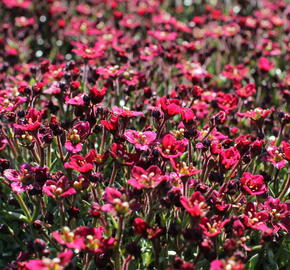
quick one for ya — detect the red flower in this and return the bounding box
[235,82,256,98]
[180,191,207,217]
[282,142,290,160]
[128,165,163,189]
[133,218,163,239]
[200,216,230,237]
[237,107,274,121]
[158,134,187,159]
[110,143,139,166]
[89,87,107,104]
[217,93,238,112]
[170,159,201,178]
[220,147,240,170]
[64,152,94,173]
[240,172,267,196]
[159,96,181,117]
[263,197,289,232]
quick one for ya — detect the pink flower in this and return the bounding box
[128,165,163,189]
[124,130,156,151]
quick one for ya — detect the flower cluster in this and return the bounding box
[0,0,289,269]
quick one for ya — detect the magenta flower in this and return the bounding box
[124,129,156,151]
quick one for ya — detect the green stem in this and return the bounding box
[15,193,32,224]
[114,216,124,270]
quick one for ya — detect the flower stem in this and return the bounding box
[114,216,124,270]
[15,193,32,224]
[278,169,290,200]
[109,162,118,186]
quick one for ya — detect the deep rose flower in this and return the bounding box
[3,164,48,193]
[282,142,290,160]
[243,203,271,232]
[180,191,207,217]
[124,129,156,151]
[89,87,107,104]
[110,143,139,166]
[200,216,230,237]
[170,159,201,178]
[263,197,289,232]
[65,121,90,154]
[217,93,238,112]
[237,107,274,121]
[258,57,274,72]
[64,152,94,173]
[53,226,115,253]
[158,134,187,159]
[102,187,129,215]
[240,172,267,195]
[23,250,73,270]
[210,258,244,270]
[222,64,248,81]
[43,176,76,199]
[112,106,144,118]
[235,82,256,98]
[72,42,104,59]
[128,165,163,189]
[220,147,240,170]
[133,218,163,239]
[14,108,42,132]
